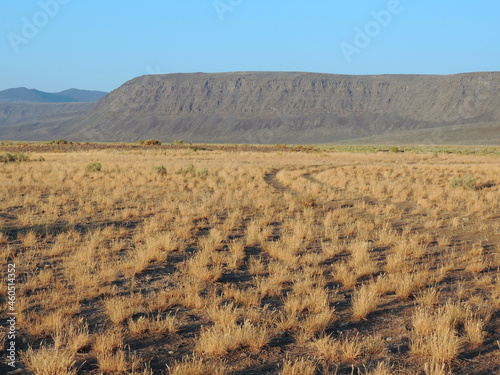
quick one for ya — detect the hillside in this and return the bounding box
[67,72,500,143]
[340,122,500,146]
[57,89,108,103]
[1,72,500,143]
[0,88,107,103]
[0,103,93,127]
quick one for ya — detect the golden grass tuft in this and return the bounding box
[196,320,270,356]
[96,349,142,374]
[279,357,316,375]
[128,314,178,336]
[104,296,140,325]
[352,283,380,321]
[22,344,77,375]
[93,329,124,355]
[166,356,228,375]
[309,333,366,364]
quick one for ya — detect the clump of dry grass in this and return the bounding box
[416,286,441,308]
[411,329,463,364]
[177,277,207,309]
[223,285,261,307]
[128,313,178,336]
[279,357,316,375]
[308,335,342,362]
[309,333,373,364]
[196,320,270,356]
[273,310,299,332]
[96,348,142,374]
[352,282,380,321]
[62,322,91,354]
[332,261,358,288]
[185,251,224,282]
[22,344,77,375]
[410,303,469,363]
[93,329,124,356]
[167,356,228,375]
[284,287,330,315]
[293,309,335,344]
[423,361,452,375]
[104,295,141,325]
[464,315,486,347]
[207,302,240,327]
[366,362,393,375]
[349,240,378,276]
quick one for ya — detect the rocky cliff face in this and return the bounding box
[32,72,500,143]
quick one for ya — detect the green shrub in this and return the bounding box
[50,139,72,145]
[190,146,199,152]
[176,164,195,175]
[196,168,209,179]
[151,165,167,176]
[16,153,29,162]
[37,156,45,162]
[137,139,145,145]
[450,173,476,190]
[0,153,15,163]
[173,140,184,145]
[0,152,30,163]
[85,162,102,173]
[389,146,400,153]
[176,164,208,178]
[144,139,161,146]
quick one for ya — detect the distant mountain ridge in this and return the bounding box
[0,103,93,127]
[56,89,108,103]
[0,87,107,103]
[1,72,499,144]
[66,71,500,143]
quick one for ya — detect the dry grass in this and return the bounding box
[96,348,142,374]
[22,344,77,375]
[366,362,393,375]
[104,296,141,325]
[279,357,316,375]
[196,320,270,356]
[93,329,124,355]
[0,145,498,374]
[423,361,452,375]
[166,356,228,375]
[352,282,380,321]
[128,313,178,336]
[309,332,383,365]
[410,303,472,363]
[464,315,486,347]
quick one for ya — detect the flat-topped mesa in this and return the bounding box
[37,72,500,143]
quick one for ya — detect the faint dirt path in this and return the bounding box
[263,168,289,193]
[264,166,372,210]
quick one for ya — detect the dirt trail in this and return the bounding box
[263,168,289,194]
[264,166,377,211]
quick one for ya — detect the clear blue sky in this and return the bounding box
[1,0,499,92]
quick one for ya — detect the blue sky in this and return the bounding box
[1,0,499,92]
